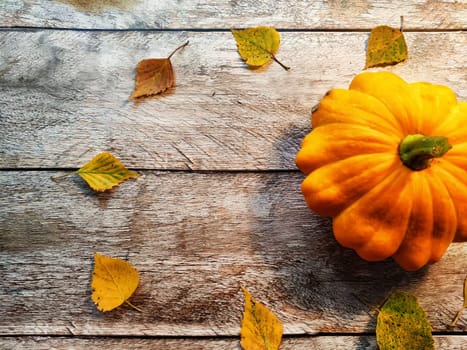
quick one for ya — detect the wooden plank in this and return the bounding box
[1,0,466,30]
[1,171,466,336]
[1,31,466,170]
[0,335,466,350]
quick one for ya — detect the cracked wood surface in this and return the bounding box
[1,335,467,349]
[1,0,466,348]
[1,0,466,30]
[1,31,465,170]
[1,171,466,337]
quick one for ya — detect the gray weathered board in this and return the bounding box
[1,0,466,349]
[1,31,465,170]
[1,0,466,30]
[0,335,466,350]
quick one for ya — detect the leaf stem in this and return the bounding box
[50,172,74,181]
[125,300,143,312]
[271,53,290,71]
[448,308,464,328]
[168,40,190,60]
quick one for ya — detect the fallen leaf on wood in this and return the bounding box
[365,25,408,69]
[240,286,283,350]
[130,41,189,99]
[91,252,141,312]
[376,290,434,350]
[76,151,139,192]
[449,276,467,327]
[232,26,289,70]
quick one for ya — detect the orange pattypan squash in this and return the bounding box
[296,71,467,271]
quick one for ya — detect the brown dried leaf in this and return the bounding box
[130,41,188,99]
[130,58,174,99]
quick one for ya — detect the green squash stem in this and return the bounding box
[399,134,452,170]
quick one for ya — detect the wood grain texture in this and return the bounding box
[2,1,467,347]
[1,0,466,30]
[1,31,466,170]
[1,171,466,336]
[0,335,466,350]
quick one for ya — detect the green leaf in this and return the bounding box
[365,25,408,69]
[232,26,289,70]
[76,152,139,192]
[377,291,434,350]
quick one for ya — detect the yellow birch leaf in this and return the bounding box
[76,151,139,192]
[376,291,434,350]
[232,26,289,70]
[365,25,408,69]
[130,41,189,99]
[449,276,467,327]
[240,287,283,350]
[91,252,141,312]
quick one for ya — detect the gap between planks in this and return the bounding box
[0,27,466,33]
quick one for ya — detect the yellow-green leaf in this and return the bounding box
[449,276,467,327]
[377,291,434,350]
[76,152,139,192]
[365,25,408,69]
[91,252,141,312]
[240,287,283,350]
[232,26,289,70]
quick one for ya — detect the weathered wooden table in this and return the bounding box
[1,1,466,349]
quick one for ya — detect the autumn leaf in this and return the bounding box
[449,276,467,327]
[376,291,434,350]
[91,252,141,312]
[232,26,289,70]
[365,25,408,69]
[240,286,283,350]
[76,151,139,192]
[130,41,189,99]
